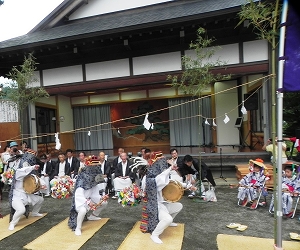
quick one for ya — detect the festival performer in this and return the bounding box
[140,152,182,244]
[68,156,109,236]
[8,149,46,231]
[237,158,269,209]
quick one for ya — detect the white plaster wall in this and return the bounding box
[57,95,73,132]
[214,80,239,152]
[90,93,120,103]
[243,40,268,63]
[36,96,56,106]
[133,52,181,75]
[121,90,147,100]
[248,74,264,87]
[71,96,89,105]
[43,65,83,86]
[149,88,176,98]
[185,43,240,65]
[86,59,130,81]
[69,0,173,20]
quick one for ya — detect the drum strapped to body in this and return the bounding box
[162,180,184,202]
[23,174,41,194]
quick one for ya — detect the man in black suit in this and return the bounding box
[98,151,112,194]
[46,153,56,176]
[39,154,53,197]
[111,148,125,193]
[66,149,80,178]
[52,153,71,178]
[112,152,134,199]
[178,154,216,198]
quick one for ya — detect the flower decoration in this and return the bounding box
[118,183,144,207]
[1,169,15,185]
[50,175,74,199]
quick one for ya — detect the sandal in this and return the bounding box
[236,225,248,231]
[290,233,300,241]
[226,223,241,229]
[249,201,257,210]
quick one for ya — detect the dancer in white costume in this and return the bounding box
[68,156,109,236]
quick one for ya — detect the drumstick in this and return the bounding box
[90,194,109,210]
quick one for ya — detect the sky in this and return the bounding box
[0,0,64,83]
[0,0,64,42]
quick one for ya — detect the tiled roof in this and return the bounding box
[0,0,253,50]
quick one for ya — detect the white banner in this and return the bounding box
[0,101,18,122]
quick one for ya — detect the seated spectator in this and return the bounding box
[238,159,268,209]
[77,152,86,174]
[179,154,216,198]
[52,153,71,179]
[98,151,111,194]
[269,164,297,217]
[167,148,184,183]
[111,148,125,193]
[39,154,53,197]
[112,152,134,199]
[66,149,80,178]
[262,137,287,164]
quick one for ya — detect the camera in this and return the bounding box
[269,138,272,142]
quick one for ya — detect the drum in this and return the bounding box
[162,180,184,202]
[23,174,41,194]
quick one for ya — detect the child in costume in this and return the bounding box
[237,158,269,209]
[269,164,298,217]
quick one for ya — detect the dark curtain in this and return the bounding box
[73,105,113,150]
[168,97,212,146]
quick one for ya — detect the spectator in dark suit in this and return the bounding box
[112,152,134,199]
[39,154,53,197]
[111,148,125,192]
[46,153,56,178]
[98,151,112,194]
[52,153,71,178]
[178,154,216,198]
[66,149,80,178]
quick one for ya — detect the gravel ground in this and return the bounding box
[0,185,300,250]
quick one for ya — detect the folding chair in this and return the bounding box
[269,193,299,218]
[238,179,268,209]
[290,195,299,218]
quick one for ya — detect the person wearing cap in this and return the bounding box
[140,152,182,244]
[68,155,109,236]
[112,152,135,199]
[237,158,269,209]
[8,150,46,231]
[6,141,23,175]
